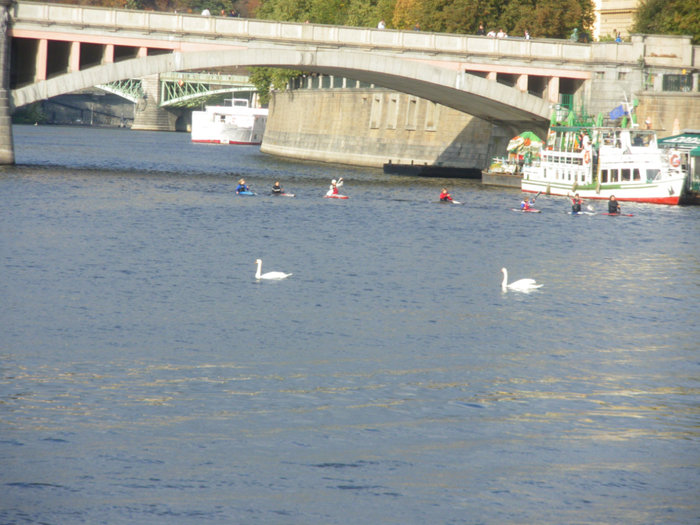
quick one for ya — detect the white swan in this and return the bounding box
[255,259,292,280]
[501,267,543,292]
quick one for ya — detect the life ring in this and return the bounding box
[669,152,681,168]
[583,150,591,165]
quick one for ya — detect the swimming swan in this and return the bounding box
[255,259,292,280]
[501,267,542,292]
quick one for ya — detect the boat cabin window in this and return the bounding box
[633,169,641,181]
[601,169,608,183]
[630,132,652,147]
[610,169,619,182]
[646,169,660,181]
[621,169,631,181]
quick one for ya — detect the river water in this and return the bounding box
[1,125,699,524]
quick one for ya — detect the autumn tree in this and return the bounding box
[633,0,700,45]
[392,0,420,30]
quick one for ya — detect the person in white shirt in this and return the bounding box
[327,178,343,196]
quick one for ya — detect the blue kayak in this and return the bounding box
[237,191,256,196]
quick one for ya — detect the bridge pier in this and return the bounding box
[0,0,15,165]
[131,74,178,132]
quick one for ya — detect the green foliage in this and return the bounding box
[256,0,311,22]
[12,103,47,125]
[255,0,391,26]
[633,0,700,45]
[347,0,383,27]
[248,67,301,105]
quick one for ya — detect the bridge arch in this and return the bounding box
[12,47,551,127]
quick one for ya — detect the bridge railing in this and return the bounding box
[12,1,613,66]
[14,2,697,69]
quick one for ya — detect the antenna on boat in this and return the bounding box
[622,92,638,128]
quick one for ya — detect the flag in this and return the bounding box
[609,105,626,120]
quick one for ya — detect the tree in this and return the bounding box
[530,0,592,39]
[633,0,700,45]
[248,67,301,105]
[255,0,312,22]
[392,0,593,38]
[392,0,419,30]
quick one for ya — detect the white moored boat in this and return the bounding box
[521,124,687,205]
[191,98,268,145]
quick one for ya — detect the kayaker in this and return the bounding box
[272,181,284,194]
[608,195,621,214]
[439,187,453,202]
[327,177,343,196]
[520,197,533,210]
[570,193,583,213]
[236,178,250,194]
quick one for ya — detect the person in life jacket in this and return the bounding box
[439,188,453,202]
[326,178,343,196]
[570,193,583,213]
[520,196,533,210]
[608,195,621,214]
[235,178,250,194]
[272,181,284,194]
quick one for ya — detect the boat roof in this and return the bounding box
[658,132,700,154]
[550,125,653,133]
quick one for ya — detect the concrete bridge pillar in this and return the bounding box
[547,76,560,104]
[131,74,178,132]
[0,0,14,165]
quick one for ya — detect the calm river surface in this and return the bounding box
[1,125,699,524]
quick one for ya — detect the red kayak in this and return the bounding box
[324,194,349,199]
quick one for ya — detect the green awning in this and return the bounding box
[658,133,700,151]
[691,146,700,157]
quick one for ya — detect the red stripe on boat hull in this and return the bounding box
[521,190,681,205]
[192,139,261,145]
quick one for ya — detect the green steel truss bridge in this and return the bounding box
[97,72,257,108]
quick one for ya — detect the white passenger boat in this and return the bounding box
[191,99,268,145]
[521,124,687,205]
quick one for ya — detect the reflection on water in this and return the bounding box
[1,125,699,524]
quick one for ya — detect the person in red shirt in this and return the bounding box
[439,187,453,202]
[570,193,583,213]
